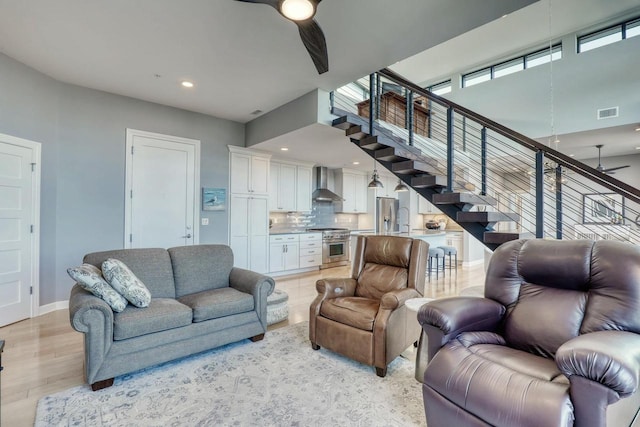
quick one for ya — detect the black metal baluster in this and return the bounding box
[446,107,454,193]
[555,165,563,239]
[535,150,544,238]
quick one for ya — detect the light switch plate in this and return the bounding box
[201,218,209,226]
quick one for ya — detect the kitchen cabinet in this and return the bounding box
[270,162,297,211]
[269,161,314,212]
[229,146,270,196]
[377,175,399,199]
[229,195,269,273]
[269,234,300,272]
[296,165,313,212]
[298,232,322,268]
[335,169,368,213]
[445,232,463,264]
[418,193,439,214]
[228,146,271,273]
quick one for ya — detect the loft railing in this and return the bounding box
[331,69,640,244]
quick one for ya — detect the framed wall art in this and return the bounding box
[582,193,624,224]
[202,188,226,211]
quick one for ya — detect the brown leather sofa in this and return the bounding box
[309,235,428,377]
[418,239,640,427]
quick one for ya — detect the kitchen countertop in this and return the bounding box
[352,230,446,237]
[268,230,321,235]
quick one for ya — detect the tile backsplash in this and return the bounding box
[269,201,359,232]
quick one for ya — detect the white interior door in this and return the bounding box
[125,129,200,249]
[0,134,40,327]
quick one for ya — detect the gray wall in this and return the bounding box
[0,53,244,305]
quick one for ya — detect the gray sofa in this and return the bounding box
[69,245,275,391]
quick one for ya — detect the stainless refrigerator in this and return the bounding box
[376,197,399,233]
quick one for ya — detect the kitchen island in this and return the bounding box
[351,229,446,249]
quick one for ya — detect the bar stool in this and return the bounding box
[428,247,445,279]
[438,246,458,272]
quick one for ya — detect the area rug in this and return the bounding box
[36,322,426,426]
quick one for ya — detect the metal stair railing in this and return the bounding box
[331,69,640,245]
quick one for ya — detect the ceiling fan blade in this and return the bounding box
[603,165,630,173]
[234,0,278,6]
[296,19,329,74]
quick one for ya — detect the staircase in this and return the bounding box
[330,69,640,251]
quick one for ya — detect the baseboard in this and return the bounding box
[38,300,69,316]
[268,266,320,278]
[462,259,484,268]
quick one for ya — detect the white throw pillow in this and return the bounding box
[67,264,128,312]
[101,258,151,308]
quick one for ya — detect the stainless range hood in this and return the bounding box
[312,167,344,202]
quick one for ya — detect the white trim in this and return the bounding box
[124,129,201,248]
[0,133,41,320]
[227,144,273,158]
[38,300,69,316]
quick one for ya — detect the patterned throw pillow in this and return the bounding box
[101,258,152,308]
[67,264,128,312]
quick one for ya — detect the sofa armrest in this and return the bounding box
[69,284,114,334]
[380,288,421,311]
[69,284,116,384]
[417,296,505,363]
[557,331,640,397]
[229,267,275,297]
[229,267,275,330]
[315,277,357,299]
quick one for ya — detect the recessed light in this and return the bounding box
[352,161,360,165]
[569,154,575,157]
[636,147,640,150]
[181,81,194,88]
[280,147,289,151]
[251,110,263,115]
[635,126,640,132]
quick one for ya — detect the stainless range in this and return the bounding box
[306,228,350,269]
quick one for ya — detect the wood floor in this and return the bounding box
[0,263,485,426]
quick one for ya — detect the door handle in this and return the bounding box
[181,233,192,239]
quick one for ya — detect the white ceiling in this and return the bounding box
[1,0,638,171]
[0,0,534,123]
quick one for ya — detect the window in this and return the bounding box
[494,58,524,78]
[578,16,640,53]
[525,45,562,68]
[461,44,561,88]
[626,18,640,38]
[462,68,491,88]
[427,80,452,95]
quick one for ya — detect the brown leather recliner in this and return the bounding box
[309,235,429,377]
[419,239,640,427]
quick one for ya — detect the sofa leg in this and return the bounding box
[250,333,265,342]
[91,378,114,391]
[311,342,320,350]
[376,367,387,377]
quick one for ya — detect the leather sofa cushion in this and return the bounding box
[356,263,408,300]
[425,332,574,426]
[84,248,176,298]
[363,235,412,268]
[320,297,380,331]
[113,298,192,340]
[505,283,586,358]
[178,287,254,322]
[169,245,234,298]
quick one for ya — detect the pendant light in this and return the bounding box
[368,160,384,188]
[394,179,409,192]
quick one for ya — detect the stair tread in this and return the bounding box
[433,193,497,206]
[392,160,442,175]
[456,211,520,222]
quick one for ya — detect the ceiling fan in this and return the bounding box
[595,144,630,174]
[235,0,329,74]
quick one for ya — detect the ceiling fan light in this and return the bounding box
[280,0,315,21]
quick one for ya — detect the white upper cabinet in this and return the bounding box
[376,174,399,199]
[417,192,440,214]
[229,146,270,196]
[335,169,368,213]
[269,160,314,212]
